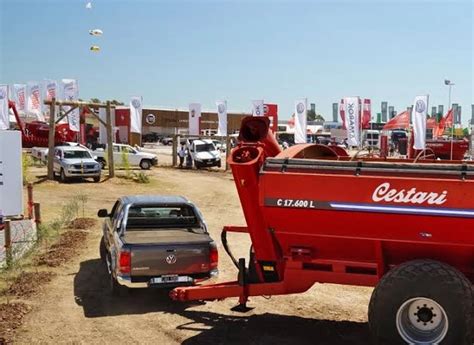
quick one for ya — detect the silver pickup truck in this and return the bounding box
[98,195,218,296]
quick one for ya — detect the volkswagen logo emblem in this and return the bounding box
[132,99,141,109]
[165,254,177,264]
[296,102,305,114]
[415,100,426,113]
[190,109,196,118]
[217,103,226,114]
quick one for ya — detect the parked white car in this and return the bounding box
[188,139,221,169]
[93,143,158,170]
[53,146,101,183]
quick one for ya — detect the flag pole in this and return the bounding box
[445,80,455,160]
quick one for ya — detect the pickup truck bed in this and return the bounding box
[123,230,212,245]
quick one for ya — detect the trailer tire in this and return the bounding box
[368,259,473,345]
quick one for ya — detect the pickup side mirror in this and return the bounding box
[97,209,109,218]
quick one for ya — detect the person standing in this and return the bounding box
[177,144,186,168]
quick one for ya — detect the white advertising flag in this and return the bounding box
[252,100,264,117]
[130,96,143,134]
[294,98,308,144]
[27,82,44,121]
[60,79,80,131]
[98,107,116,144]
[343,96,360,146]
[12,84,26,114]
[44,80,57,102]
[189,103,201,135]
[0,85,9,130]
[216,100,227,136]
[99,107,107,144]
[412,95,428,150]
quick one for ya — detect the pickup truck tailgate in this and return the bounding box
[123,230,213,276]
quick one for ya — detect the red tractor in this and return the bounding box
[171,116,473,344]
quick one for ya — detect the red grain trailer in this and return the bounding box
[171,116,473,344]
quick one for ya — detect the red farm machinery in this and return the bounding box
[171,116,474,344]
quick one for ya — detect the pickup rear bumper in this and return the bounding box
[117,269,218,289]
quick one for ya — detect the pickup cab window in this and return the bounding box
[126,205,203,232]
[195,143,215,152]
[63,150,92,159]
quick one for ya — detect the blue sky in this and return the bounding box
[1,0,472,122]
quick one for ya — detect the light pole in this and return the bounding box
[444,79,455,160]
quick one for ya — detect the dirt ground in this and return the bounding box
[8,166,373,344]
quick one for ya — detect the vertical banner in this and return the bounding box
[44,80,57,102]
[344,97,360,146]
[294,98,307,144]
[60,79,80,131]
[216,100,227,136]
[388,106,395,119]
[12,84,26,115]
[412,95,429,150]
[98,107,116,144]
[43,80,57,118]
[130,96,143,134]
[27,82,43,121]
[339,99,346,128]
[362,99,371,129]
[471,104,474,125]
[332,103,338,122]
[452,103,459,125]
[252,100,264,116]
[188,103,201,135]
[381,101,388,122]
[99,107,107,144]
[0,85,8,130]
[438,105,444,118]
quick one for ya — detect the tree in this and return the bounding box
[110,99,124,106]
[307,109,325,122]
[90,98,101,104]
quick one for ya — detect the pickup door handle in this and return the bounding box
[166,249,176,252]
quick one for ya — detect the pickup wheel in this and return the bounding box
[368,259,473,345]
[59,168,68,183]
[99,236,107,262]
[139,159,152,170]
[93,175,101,183]
[105,254,129,297]
[97,158,106,170]
[110,275,129,297]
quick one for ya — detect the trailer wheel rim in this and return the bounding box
[396,297,448,344]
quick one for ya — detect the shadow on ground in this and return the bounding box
[74,259,370,344]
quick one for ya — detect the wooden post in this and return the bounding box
[47,98,56,180]
[27,183,34,219]
[33,203,41,225]
[4,220,12,266]
[172,134,178,167]
[106,101,115,178]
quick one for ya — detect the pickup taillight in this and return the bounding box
[119,250,131,274]
[209,243,218,270]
